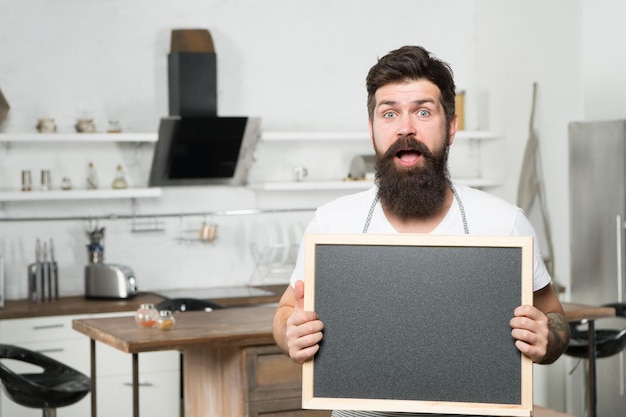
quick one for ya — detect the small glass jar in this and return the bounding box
[135,303,159,328]
[156,310,176,330]
[107,120,122,133]
[61,177,72,190]
[111,164,128,189]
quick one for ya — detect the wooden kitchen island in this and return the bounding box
[72,305,329,417]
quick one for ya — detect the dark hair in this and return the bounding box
[366,45,456,125]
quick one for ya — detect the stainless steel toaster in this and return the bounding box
[85,263,137,299]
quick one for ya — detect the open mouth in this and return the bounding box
[396,149,422,165]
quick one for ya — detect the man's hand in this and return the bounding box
[277,280,324,364]
[514,284,571,364]
[510,304,550,363]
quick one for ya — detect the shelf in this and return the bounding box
[1,130,497,143]
[456,130,500,140]
[261,132,369,141]
[250,181,375,191]
[0,187,162,202]
[260,130,499,142]
[250,178,502,192]
[0,132,157,143]
[452,177,502,188]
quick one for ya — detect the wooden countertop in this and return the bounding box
[0,285,286,320]
[6,287,611,327]
[0,293,166,320]
[561,302,616,322]
[72,305,276,353]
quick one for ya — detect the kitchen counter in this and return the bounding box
[561,301,616,322]
[0,284,286,320]
[72,306,319,417]
[73,306,277,354]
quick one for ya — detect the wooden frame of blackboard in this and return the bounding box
[302,234,534,416]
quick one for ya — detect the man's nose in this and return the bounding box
[396,115,416,136]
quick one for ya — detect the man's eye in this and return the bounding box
[383,111,395,119]
[418,109,430,117]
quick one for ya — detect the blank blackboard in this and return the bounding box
[302,234,533,416]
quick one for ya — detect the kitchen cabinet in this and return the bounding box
[245,344,330,417]
[0,312,179,417]
[250,130,502,192]
[0,132,161,203]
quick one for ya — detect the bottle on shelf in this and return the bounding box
[86,162,99,190]
[111,164,128,189]
[21,170,32,192]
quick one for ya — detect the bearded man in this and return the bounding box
[272,45,569,417]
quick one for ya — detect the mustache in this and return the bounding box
[380,135,434,161]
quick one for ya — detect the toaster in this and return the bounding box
[85,263,138,299]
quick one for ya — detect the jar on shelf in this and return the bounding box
[36,117,56,133]
[156,310,176,330]
[135,303,159,328]
[107,120,122,133]
[75,118,95,133]
[111,164,128,189]
[61,177,72,190]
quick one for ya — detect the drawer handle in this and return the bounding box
[123,382,155,387]
[32,323,64,330]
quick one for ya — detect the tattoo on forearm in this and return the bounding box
[540,312,571,364]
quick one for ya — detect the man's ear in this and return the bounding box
[368,118,375,149]
[448,114,459,146]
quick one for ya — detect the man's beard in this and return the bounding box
[374,134,451,219]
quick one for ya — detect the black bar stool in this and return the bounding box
[566,302,626,358]
[0,344,91,417]
[565,302,626,417]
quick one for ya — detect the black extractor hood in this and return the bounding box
[149,29,260,187]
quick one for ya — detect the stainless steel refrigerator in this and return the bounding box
[569,120,626,416]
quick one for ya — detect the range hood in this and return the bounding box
[149,116,260,186]
[148,29,260,187]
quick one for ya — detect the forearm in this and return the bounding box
[539,312,571,364]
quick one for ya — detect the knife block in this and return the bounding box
[27,260,58,303]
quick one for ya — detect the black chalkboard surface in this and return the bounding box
[302,234,533,416]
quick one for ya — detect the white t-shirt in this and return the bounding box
[289,183,551,417]
[290,183,550,294]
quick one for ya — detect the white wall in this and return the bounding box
[582,1,626,121]
[0,0,480,297]
[6,0,626,412]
